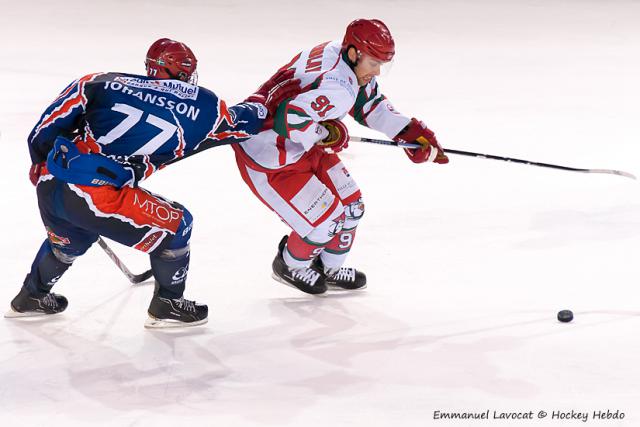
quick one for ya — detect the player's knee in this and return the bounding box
[48,237,92,264]
[51,246,78,264]
[165,207,193,251]
[156,244,190,260]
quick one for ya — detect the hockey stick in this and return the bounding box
[96,237,154,284]
[351,136,636,180]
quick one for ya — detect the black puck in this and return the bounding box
[557,310,573,322]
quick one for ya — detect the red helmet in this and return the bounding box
[342,19,395,62]
[145,38,198,82]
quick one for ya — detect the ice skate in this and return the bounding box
[5,286,68,318]
[272,236,327,295]
[312,257,367,290]
[145,294,208,329]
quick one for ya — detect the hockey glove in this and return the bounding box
[29,162,45,186]
[244,68,301,115]
[317,120,349,153]
[394,118,448,164]
[46,136,138,188]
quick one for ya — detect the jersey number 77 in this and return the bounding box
[97,103,178,155]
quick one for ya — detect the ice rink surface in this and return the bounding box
[1,0,640,425]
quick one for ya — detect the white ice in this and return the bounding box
[1,0,640,426]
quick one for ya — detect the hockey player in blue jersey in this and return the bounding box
[7,38,300,328]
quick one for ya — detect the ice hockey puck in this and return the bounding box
[557,310,573,322]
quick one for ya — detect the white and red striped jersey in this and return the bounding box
[235,40,411,171]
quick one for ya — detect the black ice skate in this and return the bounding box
[312,257,367,290]
[5,286,68,318]
[272,236,327,295]
[146,293,208,329]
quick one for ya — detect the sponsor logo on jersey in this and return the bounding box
[134,231,164,253]
[302,188,331,219]
[46,227,70,246]
[327,163,358,199]
[133,193,181,225]
[113,77,199,100]
[305,197,329,216]
[324,75,356,97]
[103,81,200,121]
[291,178,336,224]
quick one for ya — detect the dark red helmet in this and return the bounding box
[342,19,395,62]
[145,38,198,83]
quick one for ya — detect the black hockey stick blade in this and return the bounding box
[97,237,154,284]
[351,136,636,180]
[131,269,154,284]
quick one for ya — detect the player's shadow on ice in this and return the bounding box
[259,299,640,400]
[254,297,536,398]
[6,311,230,411]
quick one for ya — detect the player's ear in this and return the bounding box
[347,47,358,63]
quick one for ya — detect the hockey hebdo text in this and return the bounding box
[432,409,626,422]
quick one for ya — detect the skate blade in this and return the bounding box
[271,273,327,296]
[326,284,368,292]
[4,307,52,318]
[144,315,208,329]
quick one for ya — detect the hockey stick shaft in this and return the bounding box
[351,136,636,180]
[96,237,153,284]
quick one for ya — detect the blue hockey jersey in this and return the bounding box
[29,72,266,183]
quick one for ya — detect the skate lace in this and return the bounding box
[42,293,59,308]
[328,268,356,283]
[175,298,196,312]
[291,268,321,286]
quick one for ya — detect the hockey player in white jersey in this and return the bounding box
[233,19,449,294]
